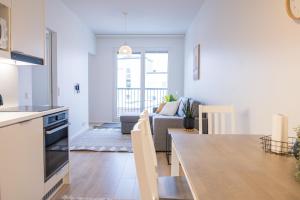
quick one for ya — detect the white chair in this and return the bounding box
[199,105,236,134]
[131,119,193,200]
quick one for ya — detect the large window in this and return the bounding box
[116,51,168,118]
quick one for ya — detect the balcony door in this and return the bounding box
[116,51,168,118]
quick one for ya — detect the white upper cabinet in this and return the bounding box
[0,0,11,58]
[11,0,45,59]
[0,0,11,7]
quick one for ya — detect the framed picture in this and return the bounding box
[193,44,200,80]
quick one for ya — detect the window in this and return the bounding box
[116,51,169,117]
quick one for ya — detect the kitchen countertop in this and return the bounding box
[0,107,68,128]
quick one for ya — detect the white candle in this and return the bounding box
[271,114,288,153]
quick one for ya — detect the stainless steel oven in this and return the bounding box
[44,111,69,182]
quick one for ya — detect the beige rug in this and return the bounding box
[70,128,132,152]
[60,196,111,200]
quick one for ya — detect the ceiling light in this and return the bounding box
[118,12,132,56]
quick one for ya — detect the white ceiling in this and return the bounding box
[61,0,204,35]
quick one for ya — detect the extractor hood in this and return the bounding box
[11,51,44,65]
[0,51,44,66]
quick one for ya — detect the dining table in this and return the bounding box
[170,133,300,200]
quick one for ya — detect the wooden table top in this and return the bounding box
[171,134,300,200]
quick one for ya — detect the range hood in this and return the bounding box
[11,51,44,65]
[0,51,44,66]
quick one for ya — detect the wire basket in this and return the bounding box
[260,135,297,156]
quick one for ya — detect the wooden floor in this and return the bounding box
[51,152,170,200]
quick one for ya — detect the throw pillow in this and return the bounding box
[177,97,188,117]
[159,101,180,116]
[156,102,166,113]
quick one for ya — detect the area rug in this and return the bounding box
[70,128,132,152]
[60,196,111,200]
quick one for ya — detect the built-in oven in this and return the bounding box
[44,111,69,182]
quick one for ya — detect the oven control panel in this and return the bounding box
[44,111,68,128]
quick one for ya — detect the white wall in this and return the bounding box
[45,0,96,137]
[89,36,185,123]
[0,64,18,107]
[184,0,300,135]
[18,67,32,106]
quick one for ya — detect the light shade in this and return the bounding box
[118,44,132,55]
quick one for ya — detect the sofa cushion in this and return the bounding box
[159,101,180,116]
[156,102,166,113]
[177,97,189,117]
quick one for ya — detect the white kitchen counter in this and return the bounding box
[0,107,68,128]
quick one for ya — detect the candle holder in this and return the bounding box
[260,135,296,156]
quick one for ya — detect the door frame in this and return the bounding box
[112,47,169,122]
[45,28,58,106]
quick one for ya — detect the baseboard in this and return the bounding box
[70,126,89,140]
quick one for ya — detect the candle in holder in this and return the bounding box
[271,114,288,153]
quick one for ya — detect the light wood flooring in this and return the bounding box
[51,152,170,200]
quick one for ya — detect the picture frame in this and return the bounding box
[193,44,200,80]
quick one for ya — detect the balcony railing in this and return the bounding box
[117,88,168,117]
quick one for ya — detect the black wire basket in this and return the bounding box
[260,135,297,156]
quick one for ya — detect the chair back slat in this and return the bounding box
[214,113,220,134]
[221,113,226,134]
[199,105,236,134]
[231,112,236,134]
[207,113,213,134]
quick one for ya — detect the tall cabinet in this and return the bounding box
[11,0,45,59]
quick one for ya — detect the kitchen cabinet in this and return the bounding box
[11,0,45,59]
[0,118,44,200]
[0,0,10,7]
[0,0,11,59]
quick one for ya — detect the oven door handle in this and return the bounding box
[46,124,69,135]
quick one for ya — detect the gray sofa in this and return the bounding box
[120,97,208,151]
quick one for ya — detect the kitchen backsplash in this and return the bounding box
[0,63,19,107]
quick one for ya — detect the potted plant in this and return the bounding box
[164,94,177,102]
[293,126,300,181]
[182,98,195,130]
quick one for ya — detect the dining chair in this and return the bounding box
[199,105,236,134]
[131,119,193,200]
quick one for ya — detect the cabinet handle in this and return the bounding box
[46,124,69,135]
